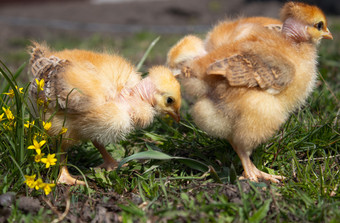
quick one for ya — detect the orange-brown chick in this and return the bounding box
[205,16,283,52]
[168,2,332,183]
[29,43,181,185]
[167,17,282,73]
[167,17,283,101]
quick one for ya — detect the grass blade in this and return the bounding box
[117,150,172,170]
[136,36,160,71]
[117,150,210,173]
[249,199,272,223]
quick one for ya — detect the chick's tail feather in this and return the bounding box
[29,42,49,71]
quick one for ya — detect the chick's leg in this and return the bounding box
[232,144,285,183]
[57,154,85,185]
[92,141,118,171]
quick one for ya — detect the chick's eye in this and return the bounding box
[166,97,174,105]
[315,21,324,31]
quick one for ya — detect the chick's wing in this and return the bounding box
[30,55,88,113]
[207,52,295,93]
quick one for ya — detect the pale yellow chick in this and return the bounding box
[29,43,181,185]
[167,2,332,183]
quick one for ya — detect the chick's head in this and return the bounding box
[148,66,181,122]
[281,2,332,43]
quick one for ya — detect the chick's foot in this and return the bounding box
[57,166,86,185]
[95,160,118,171]
[241,160,285,183]
[92,141,119,171]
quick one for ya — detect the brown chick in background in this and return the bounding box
[167,2,332,183]
[29,43,181,185]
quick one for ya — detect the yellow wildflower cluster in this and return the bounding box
[1,81,61,196]
[24,174,55,195]
[35,79,52,113]
[24,112,58,195]
[1,107,15,131]
[22,78,68,196]
[1,85,24,130]
[25,135,57,195]
[2,86,23,98]
[28,139,57,168]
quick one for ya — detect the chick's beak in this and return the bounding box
[322,28,333,40]
[168,110,180,122]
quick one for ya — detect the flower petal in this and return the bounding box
[27,145,36,150]
[35,148,41,155]
[39,140,46,147]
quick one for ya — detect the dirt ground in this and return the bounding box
[1,180,267,222]
[0,0,282,43]
[0,0,283,27]
[0,0,339,53]
[0,0,286,79]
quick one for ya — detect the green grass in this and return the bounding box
[0,27,339,222]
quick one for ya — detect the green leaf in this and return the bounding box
[249,199,272,223]
[176,158,209,172]
[180,192,190,202]
[263,166,276,175]
[117,150,172,170]
[118,201,145,217]
[117,150,210,173]
[144,132,165,144]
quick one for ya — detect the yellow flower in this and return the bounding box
[33,132,48,141]
[24,121,29,128]
[36,78,45,92]
[37,98,44,106]
[2,86,23,98]
[0,113,4,122]
[3,87,23,98]
[24,120,35,128]
[45,97,51,106]
[59,127,68,135]
[27,139,46,155]
[42,183,55,195]
[41,153,57,168]
[24,174,36,188]
[3,89,14,98]
[34,152,45,163]
[43,121,52,131]
[34,178,45,190]
[3,122,13,131]
[2,107,14,121]
[17,86,24,94]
